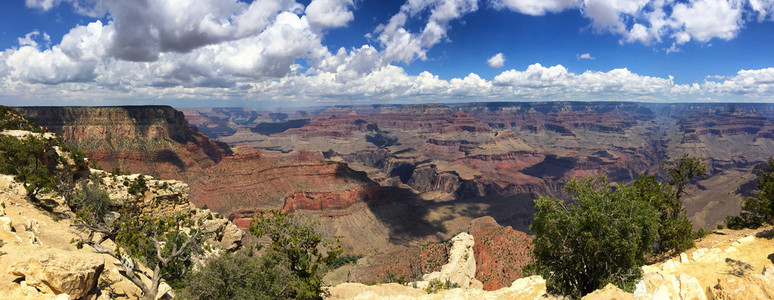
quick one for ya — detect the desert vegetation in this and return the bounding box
[181,210,341,299]
[530,155,708,298]
[0,106,342,299]
[726,158,774,229]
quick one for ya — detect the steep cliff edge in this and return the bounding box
[18,106,232,179]
[17,106,391,253]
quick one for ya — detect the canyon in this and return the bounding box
[18,102,774,289]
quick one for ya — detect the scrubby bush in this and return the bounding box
[631,154,707,255]
[181,210,341,300]
[424,279,460,294]
[72,186,203,300]
[0,135,56,200]
[128,175,148,196]
[181,249,313,300]
[727,158,774,229]
[248,210,341,300]
[328,254,363,269]
[70,181,112,223]
[531,174,659,298]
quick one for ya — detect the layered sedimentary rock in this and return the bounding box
[469,216,532,291]
[19,106,231,180]
[18,107,383,230]
[190,102,774,231]
[344,217,532,289]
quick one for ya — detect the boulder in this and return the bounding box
[636,272,706,300]
[709,267,774,300]
[219,223,245,251]
[7,250,105,299]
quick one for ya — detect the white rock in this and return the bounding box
[738,235,755,243]
[155,282,174,300]
[419,232,477,288]
[651,285,671,300]
[678,273,707,300]
[660,260,679,272]
[680,252,690,263]
[691,248,708,261]
[0,216,13,231]
[54,294,72,300]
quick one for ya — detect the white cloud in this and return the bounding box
[5,46,98,84]
[487,53,506,68]
[2,0,774,104]
[670,0,743,44]
[703,67,774,96]
[492,63,698,99]
[491,0,761,49]
[18,31,41,48]
[376,0,478,63]
[493,0,580,16]
[582,0,649,33]
[750,0,774,21]
[305,0,355,29]
[25,0,62,11]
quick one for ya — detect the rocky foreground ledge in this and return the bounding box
[0,171,244,300]
[327,226,774,299]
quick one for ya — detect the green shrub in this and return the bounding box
[128,175,148,196]
[181,249,316,300]
[328,254,362,269]
[630,154,706,255]
[727,159,774,229]
[0,135,56,199]
[424,279,459,294]
[531,174,659,298]
[248,210,341,300]
[70,181,112,222]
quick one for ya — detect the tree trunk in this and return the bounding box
[143,265,162,300]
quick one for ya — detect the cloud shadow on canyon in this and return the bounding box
[365,186,449,245]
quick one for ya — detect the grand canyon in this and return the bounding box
[11,102,774,294]
[3,0,774,298]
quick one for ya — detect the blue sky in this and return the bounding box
[0,0,773,107]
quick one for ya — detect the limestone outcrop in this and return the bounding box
[417,232,478,289]
[709,265,774,299]
[7,250,105,299]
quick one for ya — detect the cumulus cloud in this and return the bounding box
[492,63,698,99]
[2,0,334,87]
[490,0,767,49]
[703,67,774,96]
[487,53,506,68]
[5,46,98,84]
[305,0,355,29]
[670,0,743,44]
[376,0,478,63]
[2,0,774,104]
